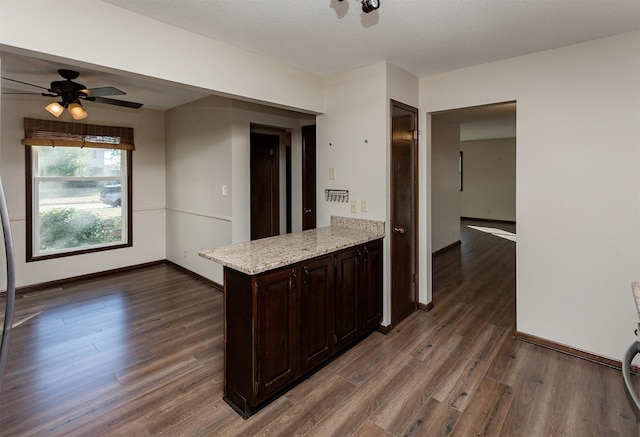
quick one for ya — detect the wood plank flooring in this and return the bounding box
[0,219,638,436]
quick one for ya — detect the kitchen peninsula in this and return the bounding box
[199,216,385,417]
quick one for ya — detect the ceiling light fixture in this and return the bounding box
[44,102,64,118]
[45,100,88,120]
[361,0,380,13]
[67,101,88,120]
[337,0,380,13]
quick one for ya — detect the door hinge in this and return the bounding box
[413,129,418,140]
[254,381,259,395]
[254,282,259,296]
[269,148,274,156]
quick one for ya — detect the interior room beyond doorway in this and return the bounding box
[429,101,516,310]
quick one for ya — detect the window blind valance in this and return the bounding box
[22,118,135,151]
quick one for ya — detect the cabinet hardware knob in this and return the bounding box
[393,227,405,234]
[303,267,310,285]
[289,270,297,290]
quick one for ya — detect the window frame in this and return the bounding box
[26,146,133,262]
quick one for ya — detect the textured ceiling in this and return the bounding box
[1,0,639,115]
[103,0,640,77]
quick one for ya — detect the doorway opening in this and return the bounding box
[429,101,516,319]
[250,124,291,240]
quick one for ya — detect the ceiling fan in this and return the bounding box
[1,69,143,120]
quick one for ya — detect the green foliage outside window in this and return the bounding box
[38,147,88,177]
[39,208,121,251]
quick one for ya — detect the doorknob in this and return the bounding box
[392,227,405,234]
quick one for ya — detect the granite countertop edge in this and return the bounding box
[199,216,385,276]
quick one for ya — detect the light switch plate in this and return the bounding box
[329,168,336,180]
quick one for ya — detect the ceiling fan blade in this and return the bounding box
[85,86,126,97]
[0,92,43,95]
[1,76,49,91]
[86,96,143,109]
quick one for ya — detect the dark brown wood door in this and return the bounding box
[255,268,299,400]
[300,255,334,371]
[251,132,279,240]
[390,100,418,326]
[362,240,383,331]
[301,125,317,231]
[334,247,361,350]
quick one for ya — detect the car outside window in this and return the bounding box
[100,185,122,207]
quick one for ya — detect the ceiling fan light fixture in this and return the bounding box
[45,102,64,117]
[361,0,379,13]
[4,69,142,114]
[68,102,88,120]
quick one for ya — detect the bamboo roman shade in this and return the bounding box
[22,118,135,151]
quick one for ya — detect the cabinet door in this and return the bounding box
[300,256,334,371]
[335,247,361,350]
[255,268,299,400]
[362,240,383,332]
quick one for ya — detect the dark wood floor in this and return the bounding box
[0,219,638,436]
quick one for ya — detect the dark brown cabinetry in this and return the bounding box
[334,247,361,350]
[300,255,334,372]
[255,268,299,399]
[223,239,383,418]
[362,242,383,332]
[335,241,383,351]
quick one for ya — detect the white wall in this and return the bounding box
[386,62,420,109]
[460,138,516,221]
[316,62,419,325]
[0,0,324,114]
[165,96,233,284]
[0,95,166,287]
[431,115,462,253]
[165,96,314,285]
[317,62,390,320]
[461,118,516,141]
[316,62,388,226]
[419,31,640,361]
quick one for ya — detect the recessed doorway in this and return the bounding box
[250,125,293,240]
[429,101,516,321]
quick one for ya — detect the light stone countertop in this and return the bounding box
[199,216,385,275]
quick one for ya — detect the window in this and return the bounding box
[23,118,134,261]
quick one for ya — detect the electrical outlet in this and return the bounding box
[184,249,188,258]
[361,200,368,212]
[329,168,336,180]
[351,200,358,213]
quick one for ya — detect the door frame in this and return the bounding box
[427,101,517,311]
[389,99,419,326]
[301,125,316,231]
[250,124,292,237]
[250,131,280,240]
